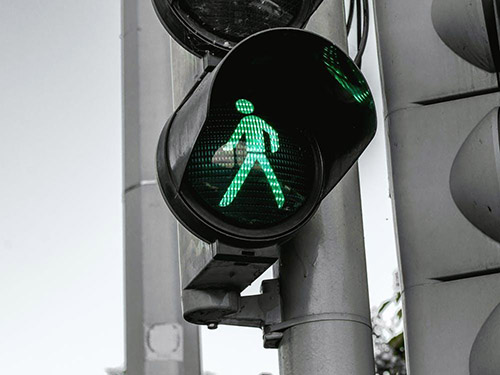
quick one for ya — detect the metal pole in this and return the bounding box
[278,1,375,374]
[122,0,201,374]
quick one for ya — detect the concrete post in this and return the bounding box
[122,0,201,373]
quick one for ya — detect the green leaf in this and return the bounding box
[388,332,404,351]
[378,300,392,314]
[396,292,402,302]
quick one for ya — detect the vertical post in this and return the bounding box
[122,1,201,374]
[278,1,375,374]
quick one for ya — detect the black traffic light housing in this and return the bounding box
[156,28,376,249]
[152,0,326,57]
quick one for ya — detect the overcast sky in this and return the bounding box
[0,1,396,375]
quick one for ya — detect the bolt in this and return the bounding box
[207,322,218,330]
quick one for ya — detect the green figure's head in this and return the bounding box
[235,99,254,114]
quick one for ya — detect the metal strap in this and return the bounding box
[266,312,372,333]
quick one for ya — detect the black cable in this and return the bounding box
[346,0,355,35]
[356,0,362,47]
[354,0,369,67]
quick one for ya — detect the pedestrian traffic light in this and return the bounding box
[156,28,376,249]
[152,0,326,57]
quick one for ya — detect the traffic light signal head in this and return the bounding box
[432,0,500,72]
[157,28,376,248]
[450,107,500,243]
[152,0,325,57]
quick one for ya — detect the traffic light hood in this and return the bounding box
[152,0,326,57]
[157,28,376,247]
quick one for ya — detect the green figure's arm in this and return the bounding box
[223,123,244,151]
[262,122,279,153]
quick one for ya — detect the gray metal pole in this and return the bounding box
[278,1,375,374]
[122,1,201,374]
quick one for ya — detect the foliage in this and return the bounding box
[373,274,406,375]
[105,368,125,375]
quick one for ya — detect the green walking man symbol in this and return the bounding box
[219,99,285,209]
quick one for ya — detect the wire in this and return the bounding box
[346,0,355,35]
[345,0,370,67]
[356,0,362,47]
[354,0,369,67]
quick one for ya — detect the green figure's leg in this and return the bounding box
[219,153,257,207]
[256,154,285,209]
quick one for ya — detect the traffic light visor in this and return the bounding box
[152,0,324,57]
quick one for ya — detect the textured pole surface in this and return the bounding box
[374,0,500,373]
[278,1,375,374]
[122,0,201,374]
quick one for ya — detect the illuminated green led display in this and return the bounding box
[183,99,316,228]
[322,45,371,104]
[219,99,284,209]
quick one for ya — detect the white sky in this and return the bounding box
[0,1,397,375]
